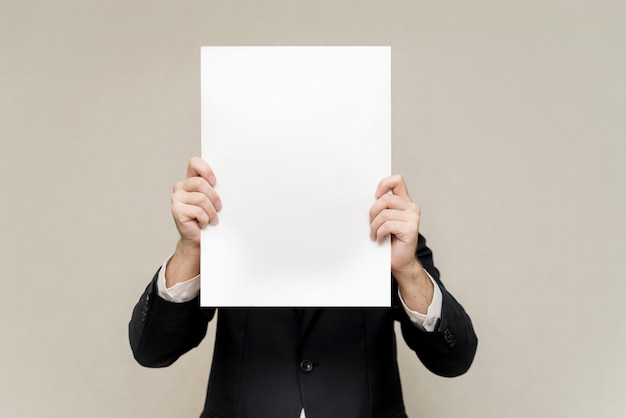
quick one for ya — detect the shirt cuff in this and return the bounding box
[398,269,443,332]
[156,256,201,303]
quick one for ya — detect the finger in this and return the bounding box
[375,175,410,200]
[174,176,222,212]
[172,200,212,229]
[173,190,220,226]
[372,219,408,243]
[369,209,416,240]
[369,193,414,222]
[373,218,420,243]
[186,156,217,187]
[180,191,220,224]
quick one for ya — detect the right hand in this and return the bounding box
[171,157,222,248]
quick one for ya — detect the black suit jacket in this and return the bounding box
[129,235,477,418]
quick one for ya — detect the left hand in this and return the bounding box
[369,175,422,277]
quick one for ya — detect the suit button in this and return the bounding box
[300,360,314,373]
[443,328,457,347]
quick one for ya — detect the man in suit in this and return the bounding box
[129,157,477,418]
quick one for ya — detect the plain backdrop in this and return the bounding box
[1,1,624,417]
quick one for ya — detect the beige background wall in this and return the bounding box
[1,1,624,417]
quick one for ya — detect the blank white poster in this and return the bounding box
[200,46,390,307]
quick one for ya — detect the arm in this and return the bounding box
[129,269,214,367]
[129,157,222,367]
[370,175,477,377]
[394,235,477,377]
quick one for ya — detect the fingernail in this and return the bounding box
[209,174,217,186]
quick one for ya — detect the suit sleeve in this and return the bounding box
[129,268,215,367]
[392,234,478,377]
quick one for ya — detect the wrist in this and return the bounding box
[392,258,422,283]
[394,260,434,315]
[177,236,200,252]
[165,240,201,287]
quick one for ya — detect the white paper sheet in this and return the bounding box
[200,46,390,307]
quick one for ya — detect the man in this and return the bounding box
[130,157,477,418]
